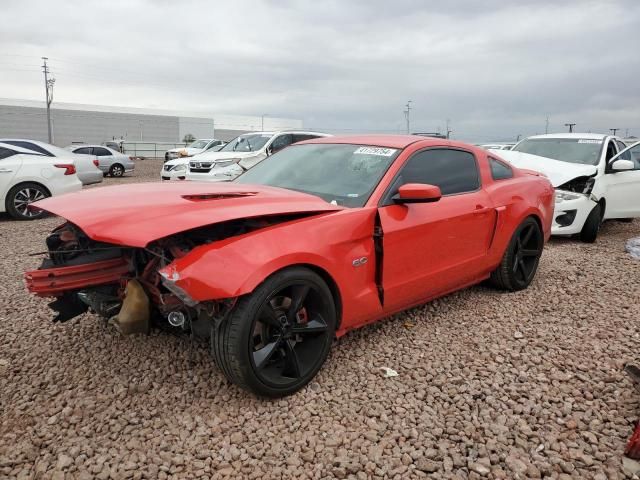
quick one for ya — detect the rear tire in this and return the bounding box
[579,203,602,243]
[5,182,49,220]
[211,267,336,397]
[109,163,124,177]
[490,217,543,291]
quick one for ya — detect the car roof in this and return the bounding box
[69,144,115,149]
[239,131,332,137]
[0,142,46,155]
[526,133,610,140]
[299,134,456,149]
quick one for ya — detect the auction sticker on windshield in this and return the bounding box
[578,139,602,144]
[354,147,397,156]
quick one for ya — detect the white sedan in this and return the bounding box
[0,142,82,220]
[495,133,640,242]
[161,157,189,181]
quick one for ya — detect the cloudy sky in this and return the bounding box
[1,0,639,141]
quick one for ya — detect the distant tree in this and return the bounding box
[183,133,196,143]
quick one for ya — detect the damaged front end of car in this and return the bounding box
[24,215,301,338]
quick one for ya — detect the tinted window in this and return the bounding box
[605,140,617,161]
[293,134,320,143]
[3,141,52,156]
[616,140,628,153]
[0,147,15,160]
[270,134,293,153]
[489,157,513,180]
[392,148,480,196]
[93,147,112,156]
[74,147,93,155]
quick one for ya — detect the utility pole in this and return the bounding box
[545,115,549,134]
[261,114,268,131]
[626,129,630,138]
[446,119,452,139]
[564,123,576,133]
[610,128,619,136]
[403,100,412,134]
[41,57,55,143]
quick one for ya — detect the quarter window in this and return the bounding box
[0,147,15,160]
[391,148,480,197]
[74,147,93,155]
[489,157,513,180]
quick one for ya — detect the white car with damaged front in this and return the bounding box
[185,131,331,182]
[494,133,640,242]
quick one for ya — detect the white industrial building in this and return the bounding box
[0,98,303,147]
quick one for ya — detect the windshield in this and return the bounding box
[236,144,400,207]
[188,140,210,149]
[512,138,603,165]
[220,133,272,153]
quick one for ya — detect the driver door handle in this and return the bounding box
[0,168,13,173]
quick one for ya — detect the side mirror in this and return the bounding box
[610,159,634,171]
[394,183,442,204]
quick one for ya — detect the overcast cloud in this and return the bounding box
[1,0,639,141]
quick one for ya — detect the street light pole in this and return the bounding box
[403,101,412,134]
[41,57,55,143]
[610,128,619,136]
[564,123,576,133]
[261,114,268,131]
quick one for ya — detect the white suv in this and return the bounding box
[185,131,331,182]
[496,133,640,242]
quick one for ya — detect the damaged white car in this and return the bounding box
[495,133,640,242]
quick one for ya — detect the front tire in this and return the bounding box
[5,183,49,220]
[490,217,543,291]
[579,203,602,243]
[212,267,336,397]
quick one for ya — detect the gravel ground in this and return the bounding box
[1,158,640,479]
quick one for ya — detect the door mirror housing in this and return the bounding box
[610,159,635,171]
[394,183,442,204]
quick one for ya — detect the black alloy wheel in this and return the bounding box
[491,217,543,291]
[212,267,336,397]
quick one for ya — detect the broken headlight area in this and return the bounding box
[25,215,305,335]
[555,190,583,203]
[556,175,596,196]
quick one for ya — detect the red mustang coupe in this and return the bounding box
[25,135,554,397]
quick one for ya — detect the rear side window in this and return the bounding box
[74,147,93,155]
[489,157,513,180]
[93,147,112,156]
[394,148,480,196]
[293,134,321,143]
[3,141,52,156]
[0,147,15,160]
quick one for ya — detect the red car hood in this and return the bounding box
[34,182,343,247]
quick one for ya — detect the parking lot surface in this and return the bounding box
[1,158,639,479]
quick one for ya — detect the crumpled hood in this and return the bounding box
[192,151,258,162]
[492,150,598,187]
[33,182,342,247]
[168,147,203,155]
